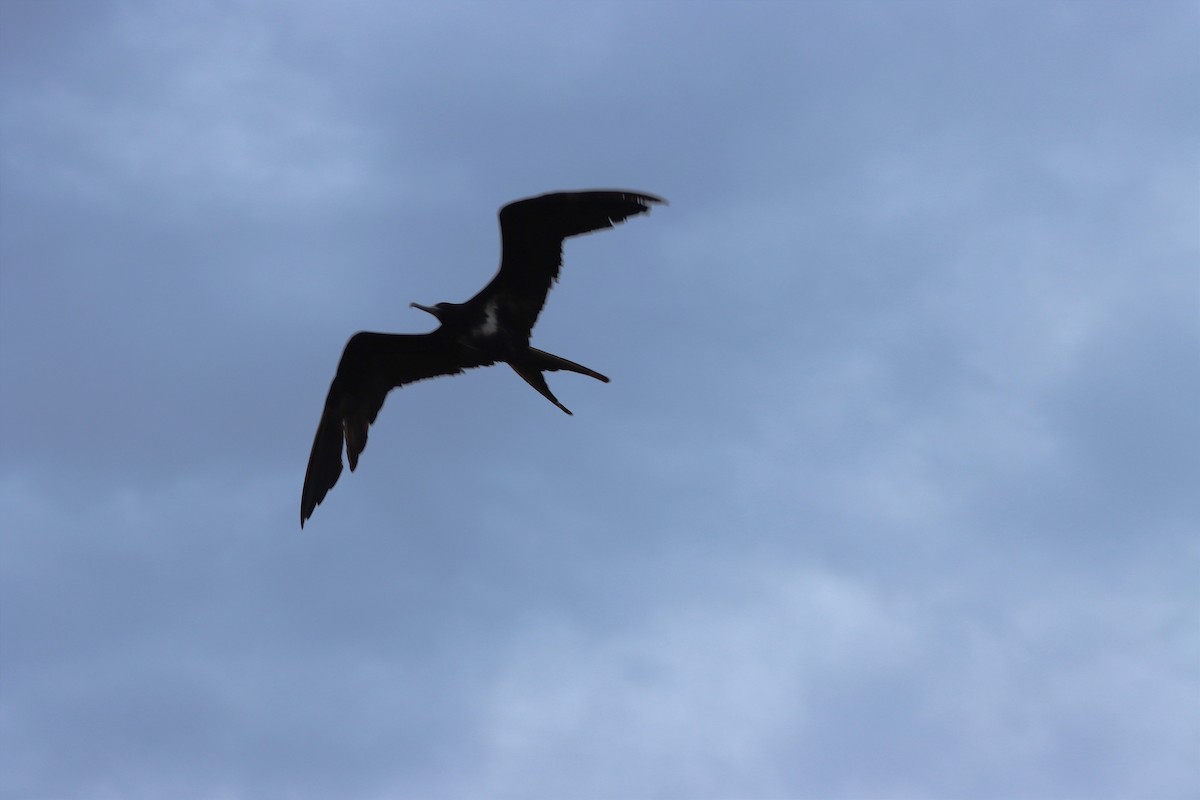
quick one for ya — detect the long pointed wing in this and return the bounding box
[300,332,491,527]
[468,190,664,339]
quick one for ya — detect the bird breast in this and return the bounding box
[475,298,501,338]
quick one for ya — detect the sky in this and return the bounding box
[0,1,1197,798]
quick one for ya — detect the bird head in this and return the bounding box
[410,302,451,320]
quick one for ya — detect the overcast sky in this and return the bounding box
[1,1,1197,798]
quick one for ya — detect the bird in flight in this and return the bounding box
[300,189,665,527]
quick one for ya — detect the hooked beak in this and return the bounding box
[410,302,440,319]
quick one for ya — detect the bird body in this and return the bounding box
[300,189,664,526]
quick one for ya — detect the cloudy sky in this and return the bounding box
[1,1,1196,798]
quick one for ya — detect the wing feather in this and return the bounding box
[300,332,490,526]
[471,190,664,338]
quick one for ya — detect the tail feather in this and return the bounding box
[510,361,573,415]
[527,347,609,382]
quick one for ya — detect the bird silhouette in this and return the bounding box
[300,189,664,526]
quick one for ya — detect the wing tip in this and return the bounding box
[589,189,667,209]
[632,190,667,207]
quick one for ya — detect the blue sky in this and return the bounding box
[1,1,1197,798]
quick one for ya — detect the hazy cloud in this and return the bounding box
[2,1,1196,798]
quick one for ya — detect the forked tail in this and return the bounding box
[509,347,609,415]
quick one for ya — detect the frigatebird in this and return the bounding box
[300,189,664,527]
